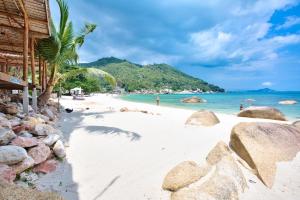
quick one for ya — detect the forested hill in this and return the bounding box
[80,57,224,92]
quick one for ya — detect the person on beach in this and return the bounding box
[240,104,244,110]
[156,95,160,106]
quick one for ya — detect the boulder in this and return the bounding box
[9,117,21,127]
[12,124,26,134]
[0,127,16,145]
[230,122,300,188]
[171,172,239,200]
[206,141,231,165]
[181,96,206,103]
[11,156,35,174]
[53,140,66,159]
[42,108,55,121]
[120,107,129,112]
[185,110,220,127]
[19,131,33,138]
[278,100,297,105]
[33,124,56,136]
[33,159,58,174]
[237,106,286,121]
[28,143,51,165]
[0,145,27,165]
[10,136,38,148]
[0,116,11,128]
[162,161,211,191]
[43,134,60,146]
[0,164,16,183]
[0,103,18,115]
[0,178,64,200]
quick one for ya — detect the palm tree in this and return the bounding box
[37,0,96,106]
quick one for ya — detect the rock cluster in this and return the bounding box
[0,100,65,187]
[237,106,286,121]
[163,141,247,200]
[181,96,207,103]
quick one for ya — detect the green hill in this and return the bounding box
[80,57,224,92]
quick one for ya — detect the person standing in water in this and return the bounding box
[156,95,160,106]
[240,104,244,111]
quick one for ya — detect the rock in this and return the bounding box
[0,179,64,200]
[0,103,18,115]
[171,172,239,200]
[237,106,286,121]
[35,114,50,122]
[181,96,207,103]
[28,143,51,165]
[43,134,60,146]
[42,108,55,121]
[10,156,35,174]
[162,161,211,191]
[53,140,66,159]
[293,121,300,130]
[206,141,231,165]
[33,159,58,174]
[0,164,16,183]
[0,145,27,165]
[10,136,38,148]
[0,127,16,145]
[278,100,297,105]
[9,117,21,127]
[230,122,300,188]
[19,131,33,138]
[33,124,56,136]
[185,110,220,127]
[120,107,129,112]
[0,116,11,128]
[12,124,26,134]
[22,116,42,131]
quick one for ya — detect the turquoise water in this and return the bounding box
[121,92,300,120]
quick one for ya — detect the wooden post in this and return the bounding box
[19,0,29,114]
[30,38,37,112]
[0,63,4,72]
[39,56,42,86]
[44,61,47,88]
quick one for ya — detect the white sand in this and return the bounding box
[37,94,300,200]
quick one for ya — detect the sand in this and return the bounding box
[36,94,300,200]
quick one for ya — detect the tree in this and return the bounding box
[37,0,96,105]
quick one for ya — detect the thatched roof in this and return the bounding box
[0,0,51,56]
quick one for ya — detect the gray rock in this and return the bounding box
[0,145,27,165]
[0,127,16,145]
[33,124,56,136]
[53,140,66,159]
[42,134,60,146]
[0,116,11,128]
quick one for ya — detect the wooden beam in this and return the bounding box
[0,23,49,38]
[0,72,27,87]
[0,11,48,25]
[30,37,36,86]
[41,60,45,91]
[39,56,42,85]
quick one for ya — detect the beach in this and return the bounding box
[37,94,300,200]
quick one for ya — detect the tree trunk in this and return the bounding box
[38,64,57,106]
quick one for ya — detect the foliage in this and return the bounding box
[80,57,225,92]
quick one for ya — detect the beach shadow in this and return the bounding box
[92,175,120,200]
[83,125,141,141]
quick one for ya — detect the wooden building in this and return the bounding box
[0,0,51,113]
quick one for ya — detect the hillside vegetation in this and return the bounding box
[80,57,224,92]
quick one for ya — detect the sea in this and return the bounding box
[121,91,300,120]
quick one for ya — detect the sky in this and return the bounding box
[50,0,300,91]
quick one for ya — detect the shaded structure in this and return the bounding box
[0,0,51,113]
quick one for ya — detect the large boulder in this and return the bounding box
[10,136,38,148]
[53,140,66,159]
[22,116,43,131]
[0,103,18,115]
[0,145,27,165]
[230,122,300,188]
[11,156,35,174]
[43,134,60,146]
[33,124,56,136]
[185,110,220,127]
[278,100,297,105]
[0,127,16,145]
[162,161,211,191]
[237,106,286,121]
[28,143,51,165]
[0,179,64,200]
[206,141,231,165]
[181,96,206,103]
[0,164,16,183]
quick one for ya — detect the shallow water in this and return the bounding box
[121,91,300,120]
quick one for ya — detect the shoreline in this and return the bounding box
[35,94,300,200]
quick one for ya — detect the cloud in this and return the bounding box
[276,16,300,30]
[262,81,273,87]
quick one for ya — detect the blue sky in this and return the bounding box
[50,0,300,91]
